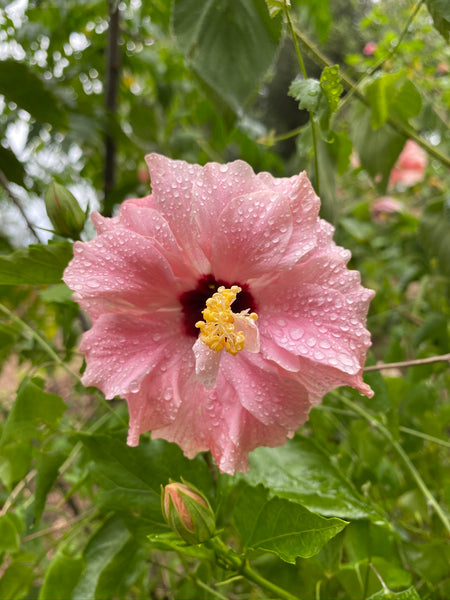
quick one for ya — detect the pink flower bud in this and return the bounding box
[161,481,215,545]
[363,42,377,56]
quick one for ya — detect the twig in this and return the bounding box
[0,170,41,243]
[0,470,36,516]
[364,353,450,372]
[21,508,97,543]
[103,0,121,217]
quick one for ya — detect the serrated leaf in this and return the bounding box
[38,553,84,600]
[368,585,421,600]
[172,0,282,113]
[289,78,322,112]
[366,71,422,129]
[320,65,343,114]
[241,435,385,522]
[0,241,73,285]
[0,59,67,128]
[425,0,450,42]
[234,485,347,563]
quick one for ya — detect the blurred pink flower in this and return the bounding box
[371,196,404,223]
[64,154,374,474]
[389,140,427,188]
[363,42,377,56]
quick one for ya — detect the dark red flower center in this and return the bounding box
[179,274,257,338]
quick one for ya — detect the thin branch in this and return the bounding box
[364,353,450,372]
[0,170,41,243]
[103,0,121,217]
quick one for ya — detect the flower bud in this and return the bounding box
[161,481,215,545]
[44,182,86,239]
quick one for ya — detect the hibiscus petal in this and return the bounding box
[191,160,264,257]
[63,228,179,320]
[257,272,373,379]
[145,153,209,273]
[256,170,320,266]
[211,190,293,281]
[80,311,187,400]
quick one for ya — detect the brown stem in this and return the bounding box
[103,0,121,217]
[0,170,41,243]
[364,353,450,372]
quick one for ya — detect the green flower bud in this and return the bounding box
[161,481,216,545]
[44,182,86,239]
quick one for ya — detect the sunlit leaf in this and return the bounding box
[241,435,386,522]
[234,484,347,563]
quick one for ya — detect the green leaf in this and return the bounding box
[31,449,68,528]
[0,242,73,285]
[172,0,282,113]
[288,78,322,113]
[419,197,450,277]
[424,0,450,42]
[366,72,422,129]
[234,485,347,563]
[320,65,343,114]
[38,553,84,600]
[368,585,421,600]
[0,562,35,600]
[241,435,385,522]
[0,514,20,553]
[0,59,67,128]
[72,516,131,600]
[0,146,25,186]
[350,101,405,191]
[0,378,67,487]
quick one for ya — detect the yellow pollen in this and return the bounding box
[195,285,258,356]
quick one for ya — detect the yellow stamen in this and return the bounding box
[195,285,258,356]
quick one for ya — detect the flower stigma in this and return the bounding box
[195,285,258,356]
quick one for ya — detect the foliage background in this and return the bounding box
[0,0,449,598]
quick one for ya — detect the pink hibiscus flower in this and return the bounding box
[371,196,404,223]
[64,154,374,474]
[389,140,427,188]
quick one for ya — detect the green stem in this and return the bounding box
[291,26,450,170]
[284,2,320,196]
[209,537,298,600]
[339,396,450,535]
